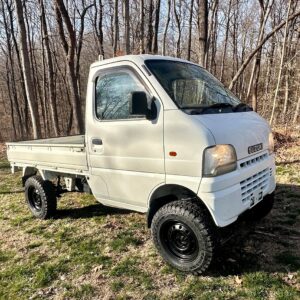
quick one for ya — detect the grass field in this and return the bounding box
[0,137,299,300]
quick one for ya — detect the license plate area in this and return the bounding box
[249,189,264,206]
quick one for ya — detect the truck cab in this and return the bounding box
[86,55,275,226]
[7,55,276,274]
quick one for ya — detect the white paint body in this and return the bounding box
[6,55,276,227]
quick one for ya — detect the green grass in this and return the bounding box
[35,260,69,287]
[0,161,10,169]
[0,154,300,299]
[110,257,139,276]
[111,280,125,292]
[110,231,142,251]
[65,283,96,299]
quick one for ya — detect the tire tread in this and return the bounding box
[25,175,57,219]
[151,198,216,275]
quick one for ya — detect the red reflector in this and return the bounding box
[169,151,177,157]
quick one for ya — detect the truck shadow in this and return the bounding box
[209,183,300,276]
[55,202,131,219]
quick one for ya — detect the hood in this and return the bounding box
[194,112,271,160]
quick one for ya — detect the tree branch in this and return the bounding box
[229,9,300,90]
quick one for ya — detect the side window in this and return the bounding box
[95,70,146,120]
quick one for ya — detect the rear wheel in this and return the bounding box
[151,199,215,275]
[25,176,57,219]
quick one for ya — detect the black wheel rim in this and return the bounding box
[28,187,42,211]
[160,221,199,262]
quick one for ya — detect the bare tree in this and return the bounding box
[54,0,84,133]
[220,0,232,82]
[162,0,171,56]
[187,0,194,60]
[140,0,145,54]
[94,0,105,58]
[152,0,161,54]
[229,9,300,90]
[246,0,273,111]
[124,0,130,54]
[207,0,219,72]
[147,0,154,53]
[13,0,41,139]
[197,0,208,67]
[39,0,59,136]
[173,0,182,57]
[113,0,119,56]
[1,0,300,142]
[270,0,292,125]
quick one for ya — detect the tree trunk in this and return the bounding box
[1,0,23,139]
[187,0,194,60]
[198,0,208,67]
[228,8,300,90]
[152,0,161,54]
[55,0,84,134]
[173,0,181,58]
[39,0,59,136]
[113,0,119,56]
[14,0,41,139]
[140,0,145,54]
[207,0,218,70]
[220,0,231,82]
[282,73,289,122]
[162,0,171,56]
[270,0,292,126]
[147,0,154,53]
[293,88,300,125]
[124,0,130,54]
[94,0,105,58]
[247,0,273,111]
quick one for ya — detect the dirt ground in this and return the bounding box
[0,131,299,299]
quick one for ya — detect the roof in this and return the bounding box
[90,54,193,69]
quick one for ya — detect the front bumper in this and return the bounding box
[198,151,276,227]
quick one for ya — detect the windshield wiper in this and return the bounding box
[182,103,234,114]
[206,103,233,108]
[233,103,253,112]
[200,103,234,113]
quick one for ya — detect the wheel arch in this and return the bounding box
[22,166,38,186]
[147,184,213,228]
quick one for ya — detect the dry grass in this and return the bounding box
[0,136,299,299]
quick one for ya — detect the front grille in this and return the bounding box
[240,168,269,203]
[240,153,268,169]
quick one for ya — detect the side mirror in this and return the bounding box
[129,91,157,120]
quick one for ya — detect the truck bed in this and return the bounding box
[6,135,88,174]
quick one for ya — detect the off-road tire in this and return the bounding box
[151,199,216,275]
[24,176,57,219]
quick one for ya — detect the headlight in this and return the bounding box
[268,132,274,154]
[203,145,237,177]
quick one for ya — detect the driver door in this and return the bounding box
[87,66,165,211]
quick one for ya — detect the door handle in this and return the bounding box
[92,138,103,145]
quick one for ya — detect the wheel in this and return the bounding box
[151,199,215,275]
[24,176,57,219]
[247,192,275,221]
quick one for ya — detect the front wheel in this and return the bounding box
[151,199,215,275]
[24,176,57,219]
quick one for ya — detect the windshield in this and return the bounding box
[145,60,242,111]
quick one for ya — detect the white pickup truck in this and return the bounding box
[6,55,276,274]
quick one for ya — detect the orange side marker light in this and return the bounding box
[169,151,177,157]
